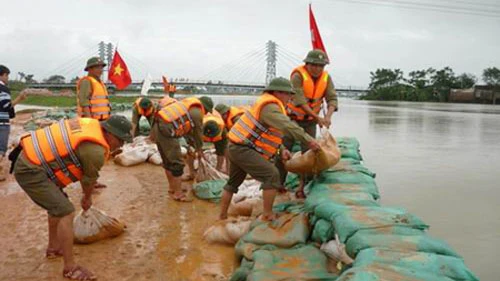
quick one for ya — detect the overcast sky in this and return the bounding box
[1,0,499,87]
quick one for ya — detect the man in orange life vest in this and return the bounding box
[214,104,247,131]
[280,49,339,198]
[219,77,320,221]
[131,97,156,137]
[152,96,213,201]
[202,110,229,172]
[12,115,132,281]
[76,57,111,121]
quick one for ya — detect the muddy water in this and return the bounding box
[1,99,498,280]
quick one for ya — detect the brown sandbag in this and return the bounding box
[73,207,126,244]
[285,130,341,175]
[203,217,252,245]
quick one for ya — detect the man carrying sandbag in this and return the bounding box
[279,49,339,198]
[219,77,320,221]
[202,110,229,172]
[152,96,213,201]
[12,115,132,281]
[131,97,156,137]
[214,103,247,131]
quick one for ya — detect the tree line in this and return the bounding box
[361,67,500,102]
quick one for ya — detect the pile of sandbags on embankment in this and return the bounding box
[228,137,479,281]
[114,136,169,166]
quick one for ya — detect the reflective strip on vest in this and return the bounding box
[288,66,329,121]
[29,131,60,184]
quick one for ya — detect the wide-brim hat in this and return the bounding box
[101,115,133,143]
[85,57,107,71]
[264,77,296,94]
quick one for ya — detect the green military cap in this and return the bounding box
[203,120,221,138]
[303,49,329,65]
[199,96,214,113]
[101,115,133,143]
[139,98,153,109]
[264,77,295,95]
[214,104,230,115]
[84,57,107,71]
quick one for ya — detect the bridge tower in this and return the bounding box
[265,40,277,85]
[98,41,114,81]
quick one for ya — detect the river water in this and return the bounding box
[209,96,499,280]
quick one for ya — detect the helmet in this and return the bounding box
[264,77,295,94]
[84,57,107,71]
[101,115,133,143]
[199,96,214,113]
[203,120,221,138]
[303,49,329,65]
[139,98,153,109]
[214,104,230,115]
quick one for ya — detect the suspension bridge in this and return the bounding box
[28,41,368,97]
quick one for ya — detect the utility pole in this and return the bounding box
[265,40,277,85]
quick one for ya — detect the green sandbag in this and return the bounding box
[339,146,363,161]
[336,157,361,165]
[337,264,456,281]
[337,137,360,150]
[305,190,379,213]
[193,179,225,202]
[230,258,254,281]
[137,118,151,136]
[354,248,479,281]
[239,211,310,249]
[317,170,376,185]
[311,219,334,243]
[235,239,280,261]
[332,206,429,242]
[308,182,380,200]
[346,232,460,258]
[249,245,338,281]
[330,161,376,178]
[284,173,300,191]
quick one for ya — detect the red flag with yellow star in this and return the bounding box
[108,50,131,90]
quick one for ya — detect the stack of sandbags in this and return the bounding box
[285,130,341,175]
[204,217,252,245]
[73,207,126,244]
[114,136,163,166]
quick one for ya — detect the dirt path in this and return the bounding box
[0,114,236,281]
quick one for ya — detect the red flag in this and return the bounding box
[309,4,329,57]
[108,50,131,90]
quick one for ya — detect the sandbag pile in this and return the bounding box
[285,130,341,175]
[73,207,126,244]
[203,217,252,245]
[114,136,164,166]
[230,137,479,281]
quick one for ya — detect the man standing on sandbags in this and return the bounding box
[131,97,156,137]
[202,110,229,172]
[152,96,213,202]
[219,77,320,221]
[214,103,247,131]
[76,57,111,121]
[278,49,338,198]
[12,115,132,281]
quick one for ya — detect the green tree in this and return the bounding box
[430,67,457,102]
[44,75,66,84]
[482,67,500,86]
[24,74,36,84]
[455,73,477,89]
[368,68,404,90]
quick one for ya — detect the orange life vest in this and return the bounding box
[156,97,205,137]
[287,65,329,121]
[133,98,155,117]
[225,106,248,130]
[76,76,111,121]
[20,118,110,188]
[158,96,177,107]
[203,111,225,143]
[228,93,286,160]
[168,84,177,93]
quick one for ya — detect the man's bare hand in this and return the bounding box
[281,149,292,162]
[81,196,92,211]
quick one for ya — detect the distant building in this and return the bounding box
[449,85,500,104]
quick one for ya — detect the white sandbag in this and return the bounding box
[196,157,228,182]
[320,234,354,265]
[114,145,150,166]
[148,151,163,165]
[203,217,252,245]
[285,130,341,175]
[73,207,126,244]
[232,179,261,203]
[228,198,262,217]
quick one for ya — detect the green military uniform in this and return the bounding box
[77,78,94,109]
[213,129,228,156]
[224,79,314,194]
[14,143,106,217]
[153,107,204,176]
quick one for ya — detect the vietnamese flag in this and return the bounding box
[309,4,329,58]
[108,50,132,90]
